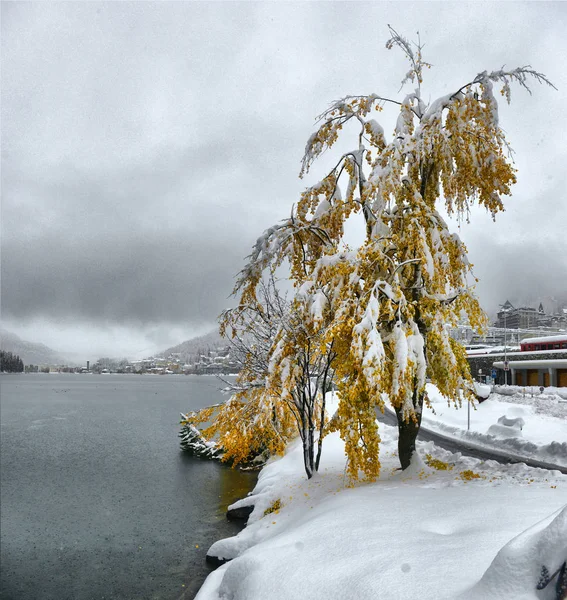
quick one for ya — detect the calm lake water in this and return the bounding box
[0,373,256,600]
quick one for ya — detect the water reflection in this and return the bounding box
[218,464,258,513]
[177,452,257,514]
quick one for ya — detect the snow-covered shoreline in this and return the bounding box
[195,394,567,600]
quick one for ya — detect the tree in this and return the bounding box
[230,27,553,480]
[0,350,24,373]
[184,277,297,468]
[93,357,118,373]
[265,289,337,478]
[184,275,336,478]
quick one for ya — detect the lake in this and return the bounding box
[0,373,256,600]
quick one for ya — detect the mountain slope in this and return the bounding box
[0,329,66,366]
[158,329,225,362]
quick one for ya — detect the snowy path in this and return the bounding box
[376,406,567,474]
[418,384,567,473]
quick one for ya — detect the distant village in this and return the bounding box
[115,345,240,376]
[26,344,242,375]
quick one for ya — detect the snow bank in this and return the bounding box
[486,415,524,440]
[474,382,491,399]
[424,420,567,468]
[461,506,567,600]
[197,414,566,600]
[493,385,567,401]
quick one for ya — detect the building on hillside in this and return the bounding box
[494,300,567,330]
[536,303,550,327]
[495,300,539,329]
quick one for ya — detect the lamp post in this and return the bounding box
[503,310,507,385]
[499,304,509,385]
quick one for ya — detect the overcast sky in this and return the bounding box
[2,1,566,360]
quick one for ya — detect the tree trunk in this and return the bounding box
[303,429,314,479]
[394,389,424,470]
[315,399,325,472]
[300,392,315,479]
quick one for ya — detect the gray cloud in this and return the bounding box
[471,236,567,313]
[2,1,566,356]
[2,228,242,323]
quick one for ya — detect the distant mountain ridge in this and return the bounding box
[0,329,67,366]
[158,329,226,363]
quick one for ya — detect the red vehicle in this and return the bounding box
[520,335,567,352]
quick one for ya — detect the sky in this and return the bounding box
[2,1,566,360]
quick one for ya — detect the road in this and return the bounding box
[376,408,567,475]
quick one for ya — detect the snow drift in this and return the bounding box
[461,505,567,600]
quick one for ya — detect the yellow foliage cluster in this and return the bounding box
[185,385,296,467]
[425,454,453,471]
[459,470,484,481]
[263,499,282,516]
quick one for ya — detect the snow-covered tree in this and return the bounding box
[267,294,337,478]
[185,275,336,478]
[220,276,287,392]
[231,27,554,480]
[183,278,295,467]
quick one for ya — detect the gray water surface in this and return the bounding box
[0,374,256,600]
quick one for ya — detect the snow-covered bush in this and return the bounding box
[179,417,223,460]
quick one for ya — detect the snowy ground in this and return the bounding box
[196,395,566,600]
[421,384,567,469]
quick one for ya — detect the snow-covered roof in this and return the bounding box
[519,334,567,344]
[466,346,512,356]
[493,359,567,369]
[468,348,566,359]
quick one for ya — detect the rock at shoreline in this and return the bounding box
[205,554,230,568]
[226,504,254,521]
[205,503,255,569]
